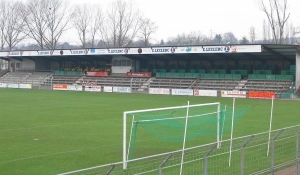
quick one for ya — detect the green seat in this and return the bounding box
[219,74,225,78]
[203,74,212,79]
[232,74,241,79]
[179,73,185,77]
[166,72,172,77]
[266,74,276,80]
[172,73,180,77]
[192,73,199,78]
[211,74,219,79]
[185,73,193,78]
[285,75,294,80]
[225,74,233,79]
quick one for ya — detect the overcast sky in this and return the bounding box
[69,0,300,44]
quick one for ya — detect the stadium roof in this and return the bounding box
[0,44,299,62]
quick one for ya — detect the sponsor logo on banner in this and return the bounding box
[9,51,23,56]
[70,49,88,55]
[53,84,68,90]
[151,47,176,53]
[230,45,261,53]
[0,83,7,88]
[19,84,32,89]
[37,50,53,56]
[171,89,193,96]
[104,86,113,92]
[202,46,230,53]
[149,88,170,95]
[249,91,275,99]
[126,72,152,77]
[67,85,82,91]
[194,89,217,97]
[221,91,246,98]
[86,71,108,77]
[186,47,192,52]
[85,86,101,92]
[113,87,131,93]
[89,49,108,54]
[7,83,18,88]
[108,49,124,54]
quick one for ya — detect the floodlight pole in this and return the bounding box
[180,101,190,175]
[267,96,275,156]
[229,98,235,167]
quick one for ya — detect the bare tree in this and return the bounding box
[187,31,204,45]
[102,0,141,47]
[72,4,92,48]
[0,0,7,50]
[249,26,256,44]
[90,5,104,48]
[23,0,71,49]
[139,17,157,46]
[3,1,27,50]
[258,0,290,44]
[287,23,297,44]
[223,32,238,44]
[213,34,222,44]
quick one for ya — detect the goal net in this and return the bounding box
[123,102,250,169]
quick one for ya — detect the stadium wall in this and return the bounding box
[296,50,300,90]
[111,56,132,73]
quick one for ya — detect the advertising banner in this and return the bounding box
[8,51,23,56]
[86,71,108,77]
[85,86,101,92]
[7,83,18,88]
[149,88,170,95]
[103,86,113,92]
[67,85,82,91]
[0,83,7,88]
[249,91,275,99]
[53,84,68,90]
[113,87,131,93]
[194,89,217,97]
[0,45,262,57]
[221,91,247,98]
[126,72,152,77]
[171,89,193,96]
[19,84,32,89]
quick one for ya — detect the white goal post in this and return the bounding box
[122,102,222,170]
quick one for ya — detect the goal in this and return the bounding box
[123,102,226,169]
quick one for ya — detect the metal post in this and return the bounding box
[204,143,218,175]
[296,131,300,175]
[241,136,254,175]
[130,78,133,93]
[105,164,115,175]
[50,77,53,90]
[271,129,284,175]
[158,153,173,175]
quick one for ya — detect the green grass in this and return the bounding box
[0,89,299,175]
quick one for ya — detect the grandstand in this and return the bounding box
[0,44,298,97]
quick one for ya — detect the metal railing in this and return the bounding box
[58,124,300,175]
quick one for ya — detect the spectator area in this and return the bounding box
[0,71,51,86]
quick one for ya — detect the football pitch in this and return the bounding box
[0,89,299,175]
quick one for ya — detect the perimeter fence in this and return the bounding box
[59,124,300,175]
